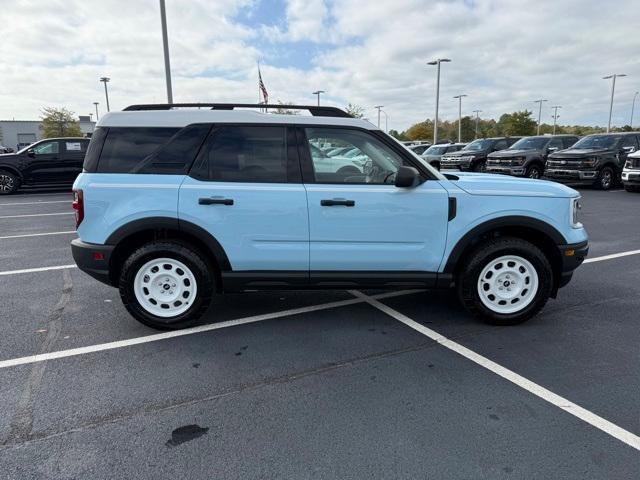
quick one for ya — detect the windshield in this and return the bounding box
[424,145,449,155]
[392,137,445,179]
[462,139,493,151]
[572,135,621,149]
[509,137,549,150]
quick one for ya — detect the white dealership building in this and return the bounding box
[0,116,95,150]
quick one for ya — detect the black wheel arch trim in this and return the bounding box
[105,216,232,271]
[0,164,23,180]
[443,215,566,273]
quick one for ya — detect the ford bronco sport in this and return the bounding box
[71,104,588,329]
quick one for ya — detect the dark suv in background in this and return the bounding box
[440,137,520,172]
[0,137,89,194]
[421,142,466,169]
[545,132,639,190]
[486,135,579,179]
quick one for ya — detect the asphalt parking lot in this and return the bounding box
[0,186,639,479]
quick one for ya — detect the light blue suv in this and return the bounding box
[71,104,588,329]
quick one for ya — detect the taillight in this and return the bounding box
[72,189,84,228]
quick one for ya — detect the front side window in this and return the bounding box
[194,126,288,183]
[548,137,563,150]
[305,128,408,184]
[33,141,59,155]
[563,137,578,149]
[493,140,508,151]
[509,137,548,150]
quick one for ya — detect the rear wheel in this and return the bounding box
[457,237,553,325]
[525,164,542,179]
[0,170,20,195]
[594,166,614,190]
[119,241,214,330]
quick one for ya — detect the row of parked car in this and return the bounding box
[412,132,640,191]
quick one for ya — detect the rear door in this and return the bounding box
[300,127,449,275]
[61,139,88,183]
[179,125,309,273]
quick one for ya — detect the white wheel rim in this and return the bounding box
[133,258,197,318]
[0,174,14,192]
[477,255,539,314]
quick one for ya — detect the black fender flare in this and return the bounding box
[105,216,232,271]
[443,215,566,273]
[0,164,23,181]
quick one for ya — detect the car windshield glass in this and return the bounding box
[572,135,621,149]
[508,137,549,150]
[462,139,492,151]
[424,145,448,155]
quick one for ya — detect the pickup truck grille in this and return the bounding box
[546,160,582,170]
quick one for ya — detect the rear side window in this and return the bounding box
[494,139,508,150]
[64,140,87,153]
[192,126,288,183]
[97,127,180,173]
[563,137,578,149]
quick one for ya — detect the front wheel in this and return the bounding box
[0,170,20,195]
[525,164,542,179]
[594,166,614,190]
[119,241,215,329]
[457,237,553,325]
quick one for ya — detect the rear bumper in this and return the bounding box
[71,239,115,286]
[557,240,589,289]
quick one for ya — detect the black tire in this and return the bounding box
[0,170,20,195]
[472,160,486,173]
[119,241,215,330]
[594,166,614,190]
[457,237,553,326]
[525,164,542,179]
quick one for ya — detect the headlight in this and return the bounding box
[513,156,526,166]
[571,197,582,229]
[625,160,632,169]
[582,157,599,167]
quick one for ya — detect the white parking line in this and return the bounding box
[0,265,76,277]
[0,231,76,240]
[0,289,421,370]
[350,290,640,452]
[0,212,73,219]
[584,249,640,264]
[0,200,70,206]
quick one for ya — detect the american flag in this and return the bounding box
[258,66,269,105]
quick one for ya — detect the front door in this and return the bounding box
[301,127,449,275]
[23,139,64,183]
[179,125,309,273]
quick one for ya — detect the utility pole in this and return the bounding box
[93,102,100,121]
[603,74,626,132]
[100,77,111,112]
[472,109,482,139]
[427,58,451,143]
[159,0,173,103]
[381,110,389,133]
[631,91,639,129]
[551,105,562,134]
[533,99,547,135]
[312,90,325,106]
[453,94,467,143]
[374,105,384,129]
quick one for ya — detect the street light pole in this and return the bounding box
[551,105,562,135]
[427,58,451,144]
[381,110,389,133]
[374,105,384,129]
[472,109,482,139]
[93,102,100,121]
[533,99,547,135]
[453,94,467,143]
[100,77,110,112]
[631,91,639,129]
[312,90,325,106]
[603,74,626,133]
[159,0,173,103]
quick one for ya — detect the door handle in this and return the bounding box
[199,197,234,206]
[321,198,355,207]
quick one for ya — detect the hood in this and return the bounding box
[443,149,483,158]
[488,149,536,158]
[550,148,610,159]
[445,172,578,198]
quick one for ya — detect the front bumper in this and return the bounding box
[556,240,589,289]
[71,239,115,286]
[440,158,473,171]
[545,168,598,183]
[622,169,640,185]
[486,166,525,176]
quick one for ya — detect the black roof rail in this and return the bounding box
[123,103,352,118]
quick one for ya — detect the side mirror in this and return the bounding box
[395,166,420,188]
[547,146,559,154]
[27,148,35,157]
[622,146,636,154]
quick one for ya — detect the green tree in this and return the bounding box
[271,100,298,115]
[404,120,434,141]
[344,103,365,118]
[40,107,82,138]
[497,110,537,136]
[388,129,407,140]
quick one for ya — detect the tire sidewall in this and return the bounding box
[526,164,541,179]
[597,167,614,190]
[0,171,19,195]
[460,240,552,325]
[119,242,214,329]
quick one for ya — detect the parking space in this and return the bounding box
[0,186,639,478]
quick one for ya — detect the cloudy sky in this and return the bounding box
[1,0,639,131]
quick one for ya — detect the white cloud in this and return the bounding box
[0,0,639,132]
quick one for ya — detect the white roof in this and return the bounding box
[97,109,377,130]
